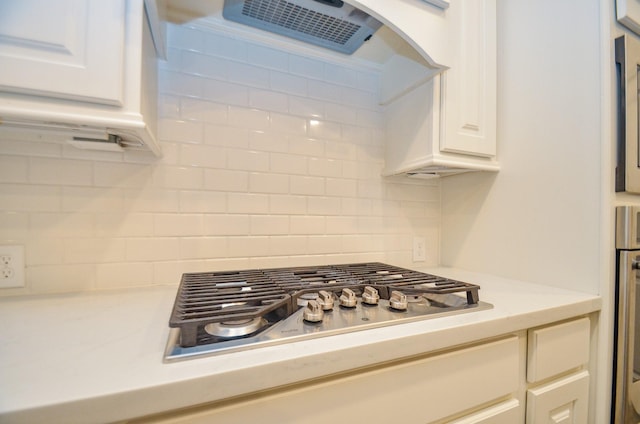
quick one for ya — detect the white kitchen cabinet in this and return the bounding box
[525,318,591,424]
[0,0,161,155]
[129,337,521,424]
[382,0,498,177]
[129,316,594,424]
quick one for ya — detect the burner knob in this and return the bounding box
[303,300,324,323]
[362,286,380,305]
[389,291,408,311]
[317,290,334,311]
[339,288,357,308]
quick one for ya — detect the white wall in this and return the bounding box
[441,0,603,294]
[0,23,441,296]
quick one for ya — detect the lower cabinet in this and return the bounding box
[129,317,593,424]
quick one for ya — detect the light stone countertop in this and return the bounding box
[0,267,602,424]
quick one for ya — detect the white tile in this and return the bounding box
[180,237,227,259]
[290,176,325,195]
[26,238,64,265]
[158,94,181,120]
[179,190,227,213]
[250,89,289,113]
[204,124,249,148]
[95,213,155,237]
[62,144,123,162]
[0,138,62,158]
[204,214,250,236]
[250,215,289,235]
[290,216,325,234]
[308,158,343,177]
[270,153,307,175]
[0,184,58,212]
[95,262,154,288]
[248,44,289,72]
[308,80,342,103]
[325,140,357,160]
[270,71,307,96]
[326,178,357,197]
[269,194,307,215]
[228,62,270,88]
[152,166,204,190]
[325,103,358,124]
[270,113,307,135]
[181,98,227,123]
[167,24,206,52]
[308,120,341,140]
[94,162,152,188]
[65,238,126,264]
[228,107,270,130]
[204,169,249,191]
[159,70,205,98]
[342,234,384,253]
[357,109,384,128]
[182,51,229,79]
[228,193,270,214]
[288,137,324,157]
[307,235,342,254]
[29,157,93,186]
[358,180,384,199]
[227,236,270,257]
[203,79,249,106]
[289,96,325,119]
[325,216,358,234]
[30,264,95,293]
[158,119,204,143]
[356,71,380,93]
[248,131,288,153]
[269,236,307,255]
[227,149,270,172]
[249,172,289,193]
[179,144,226,168]
[30,212,94,238]
[154,213,204,236]
[0,212,28,240]
[0,156,28,183]
[62,187,123,212]
[324,63,358,87]
[158,47,182,72]
[341,87,377,109]
[123,189,180,213]
[289,55,325,80]
[204,32,248,61]
[307,196,342,215]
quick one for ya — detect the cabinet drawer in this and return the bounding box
[527,318,590,383]
[131,337,520,424]
[526,370,589,424]
[449,399,521,423]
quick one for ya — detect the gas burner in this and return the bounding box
[205,318,268,338]
[165,263,493,361]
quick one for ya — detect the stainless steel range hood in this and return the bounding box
[222,0,383,54]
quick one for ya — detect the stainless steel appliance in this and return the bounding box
[615,33,640,194]
[614,206,640,422]
[164,262,492,361]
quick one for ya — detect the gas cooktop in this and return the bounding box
[164,262,493,361]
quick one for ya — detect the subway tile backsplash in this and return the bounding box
[0,23,440,295]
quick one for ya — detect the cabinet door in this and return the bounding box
[0,0,125,106]
[526,371,589,424]
[440,0,496,157]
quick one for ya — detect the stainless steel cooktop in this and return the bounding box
[164,262,493,362]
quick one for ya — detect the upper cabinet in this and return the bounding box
[374,0,498,177]
[0,0,162,155]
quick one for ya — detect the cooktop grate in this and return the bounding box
[169,263,481,348]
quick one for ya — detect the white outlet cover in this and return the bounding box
[0,245,25,288]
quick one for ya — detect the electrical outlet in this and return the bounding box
[412,237,426,262]
[0,245,25,288]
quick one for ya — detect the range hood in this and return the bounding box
[222,0,383,54]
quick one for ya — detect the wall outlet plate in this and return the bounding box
[0,245,25,288]
[412,237,426,262]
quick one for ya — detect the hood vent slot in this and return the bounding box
[223,0,382,54]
